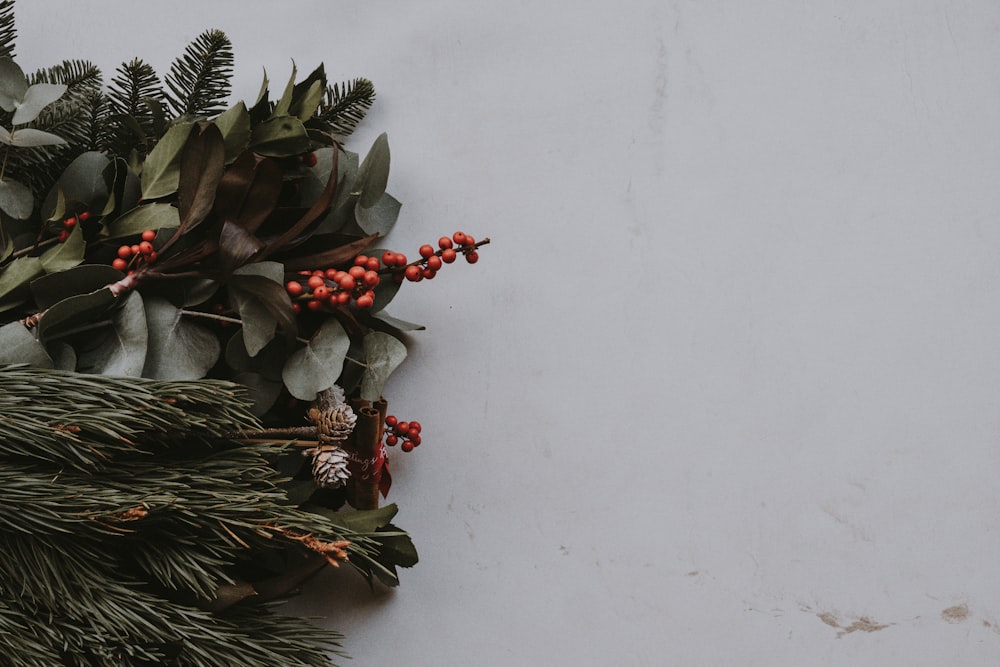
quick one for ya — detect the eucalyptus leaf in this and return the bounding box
[360,331,407,401]
[0,57,27,111]
[0,178,32,219]
[232,371,282,417]
[141,122,193,199]
[0,321,52,368]
[0,126,66,147]
[225,329,287,380]
[229,262,290,356]
[41,151,110,220]
[75,290,147,376]
[281,318,350,401]
[105,203,179,239]
[40,225,85,272]
[12,82,66,125]
[355,191,401,237]
[355,132,390,209]
[47,341,77,371]
[142,296,220,380]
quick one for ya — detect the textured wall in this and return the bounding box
[16,2,1000,665]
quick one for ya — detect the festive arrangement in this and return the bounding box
[0,2,487,664]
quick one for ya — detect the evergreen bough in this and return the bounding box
[0,365,406,666]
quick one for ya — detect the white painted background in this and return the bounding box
[15,2,1000,665]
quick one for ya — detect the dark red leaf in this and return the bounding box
[281,233,379,271]
[177,122,225,235]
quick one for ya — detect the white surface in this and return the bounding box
[15,2,1000,665]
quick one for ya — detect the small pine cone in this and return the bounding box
[308,444,351,489]
[310,385,357,444]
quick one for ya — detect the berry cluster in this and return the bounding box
[384,415,421,453]
[286,254,382,312]
[112,229,157,271]
[395,231,482,283]
[54,211,90,243]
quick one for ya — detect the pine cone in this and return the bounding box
[309,385,357,444]
[307,444,351,489]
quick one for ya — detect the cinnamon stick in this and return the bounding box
[347,405,382,509]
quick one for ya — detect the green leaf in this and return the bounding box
[12,82,66,124]
[0,256,43,305]
[229,261,292,356]
[141,122,193,199]
[292,80,323,123]
[142,296,220,380]
[355,191,401,237]
[214,101,250,163]
[75,290,147,376]
[30,264,122,309]
[232,371,282,417]
[0,126,66,147]
[39,224,84,272]
[225,329,286,380]
[281,318,350,400]
[177,123,224,235]
[370,277,400,313]
[0,57,26,111]
[104,203,179,239]
[271,64,297,118]
[371,310,425,332]
[360,331,406,401]
[321,503,399,533]
[40,151,110,220]
[48,340,76,371]
[249,116,310,157]
[35,288,116,343]
[355,132,390,208]
[0,177,32,218]
[0,321,51,367]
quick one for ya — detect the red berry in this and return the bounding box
[381,251,396,266]
[78,211,90,222]
[348,265,366,279]
[441,248,457,264]
[404,265,422,282]
[355,294,374,309]
[386,434,398,446]
[338,274,355,290]
[312,269,325,277]
[286,281,304,296]
[465,250,480,264]
[419,244,435,258]
[366,257,380,272]
[313,285,330,299]
[464,235,476,246]
[336,290,352,304]
[396,422,409,434]
[385,415,398,427]
[438,236,453,250]
[302,152,317,167]
[409,434,422,446]
[409,421,421,433]
[57,229,69,242]
[141,229,156,242]
[426,255,442,271]
[306,299,323,311]
[112,258,127,271]
[292,302,302,314]
[401,441,414,453]
[117,245,131,259]
[363,270,380,287]
[138,241,154,255]
[422,267,436,280]
[148,251,157,262]
[394,253,407,266]
[452,231,467,245]
[307,275,325,289]
[354,255,369,267]
[130,244,141,255]
[407,426,421,439]
[325,268,339,280]
[63,216,77,228]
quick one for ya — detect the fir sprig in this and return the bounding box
[318,77,376,137]
[164,29,234,118]
[0,0,13,60]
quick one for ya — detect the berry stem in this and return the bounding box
[379,236,491,276]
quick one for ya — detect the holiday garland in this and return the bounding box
[0,2,487,664]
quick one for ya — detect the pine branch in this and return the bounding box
[0,0,14,60]
[164,29,233,118]
[103,58,164,154]
[318,77,375,138]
